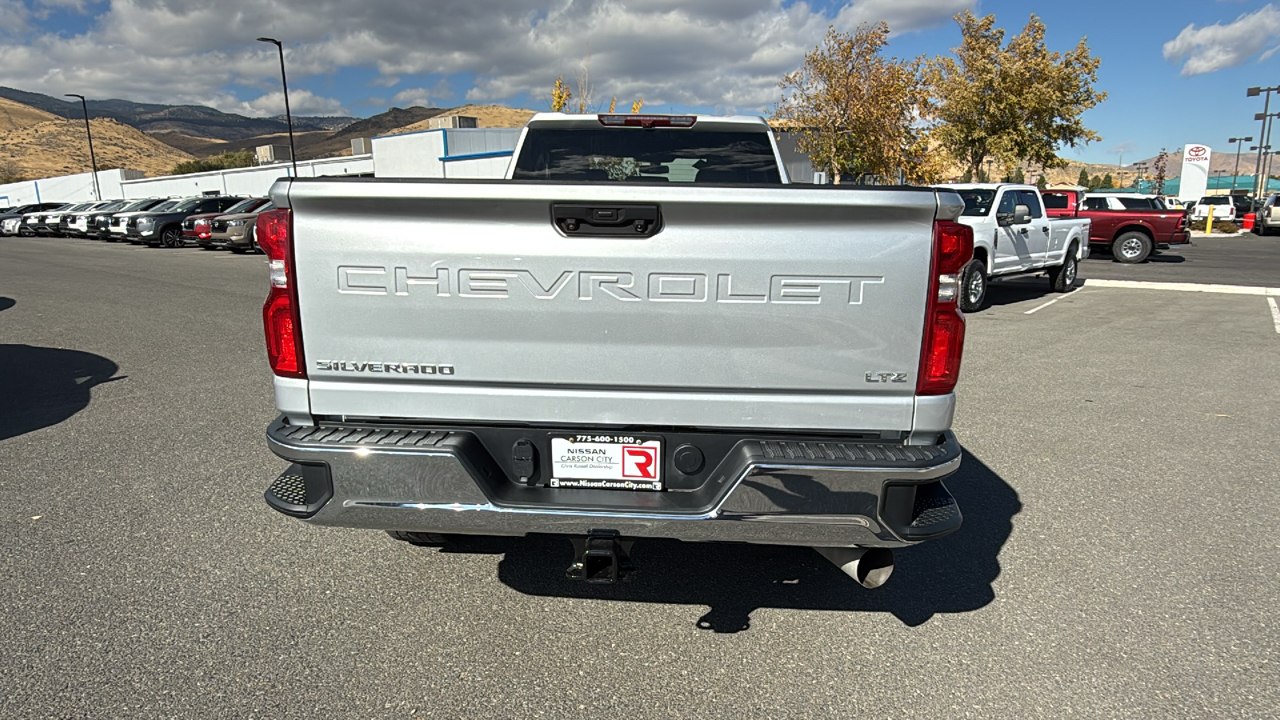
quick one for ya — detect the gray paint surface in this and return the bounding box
[281,178,950,432]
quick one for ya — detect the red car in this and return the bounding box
[1042,190,1190,264]
[184,197,270,248]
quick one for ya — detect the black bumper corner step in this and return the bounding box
[265,463,333,518]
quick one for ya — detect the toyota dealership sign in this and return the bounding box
[1180,144,1212,202]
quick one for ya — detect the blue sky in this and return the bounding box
[2,0,1278,165]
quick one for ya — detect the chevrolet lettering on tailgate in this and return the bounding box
[336,266,885,305]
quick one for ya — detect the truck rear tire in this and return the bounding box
[958,259,987,312]
[1048,246,1078,292]
[1112,231,1152,263]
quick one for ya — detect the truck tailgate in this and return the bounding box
[285,180,943,432]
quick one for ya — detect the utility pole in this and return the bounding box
[64,93,100,201]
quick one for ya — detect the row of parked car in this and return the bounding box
[0,194,275,251]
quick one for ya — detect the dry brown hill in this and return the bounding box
[301,106,446,158]
[394,104,536,134]
[150,129,334,158]
[0,117,194,179]
[0,96,58,132]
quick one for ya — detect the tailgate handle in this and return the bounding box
[552,204,661,238]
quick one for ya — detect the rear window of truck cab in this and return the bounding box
[957,189,996,216]
[511,128,782,183]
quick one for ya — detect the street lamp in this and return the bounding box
[257,37,299,176]
[1247,86,1280,198]
[1228,136,1253,194]
[64,93,101,201]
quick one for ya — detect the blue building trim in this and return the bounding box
[33,180,40,202]
[439,150,514,163]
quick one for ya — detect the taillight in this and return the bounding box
[257,208,304,378]
[918,220,974,396]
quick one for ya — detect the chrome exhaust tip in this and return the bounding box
[815,546,894,589]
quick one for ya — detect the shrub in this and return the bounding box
[1187,219,1241,233]
[169,149,255,176]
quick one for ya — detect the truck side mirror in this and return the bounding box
[1013,204,1032,224]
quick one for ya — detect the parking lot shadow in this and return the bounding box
[0,344,123,441]
[983,277,1067,308]
[461,451,1020,632]
[0,297,14,312]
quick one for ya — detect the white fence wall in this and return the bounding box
[120,155,374,199]
[372,131,447,178]
[372,128,518,179]
[0,169,143,206]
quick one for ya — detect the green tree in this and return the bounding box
[776,23,939,184]
[1101,173,1114,189]
[170,149,255,176]
[927,11,1107,179]
[1036,174,1047,190]
[1077,167,1090,186]
[960,169,973,183]
[1012,166,1026,184]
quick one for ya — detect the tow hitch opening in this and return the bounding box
[568,531,635,584]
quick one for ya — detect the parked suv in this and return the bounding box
[35,203,84,236]
[66,201,125,238]
[1190,195,1241,223]
[207,198,274,251]
[128,196,246,247]
[1,203,66,236]
[1254,194,1280,236]
[107,199,171,241]
[186,197,269,248]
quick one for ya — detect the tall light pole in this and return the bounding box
[1247,86,1280,199]
[1228,136,1253,194]
[64,93,101,201]
[257,37,298,177]
[1258,112,1280,199]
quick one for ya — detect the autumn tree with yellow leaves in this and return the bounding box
[926,11,1106,179]
[774,23,937,184]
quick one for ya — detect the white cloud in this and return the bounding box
[391,88,433,108]
[0,0,974,114]
[205,89,350,117]
[1163,4,1280,75]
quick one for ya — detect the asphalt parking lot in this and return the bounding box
[2,236,1278,718]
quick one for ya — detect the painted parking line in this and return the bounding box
[1268,297,1280,335]
[1084,278,1280,297]
[1024,288,1083,315]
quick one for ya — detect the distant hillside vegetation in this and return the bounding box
[0,116,193,178]
[0,96,59,132]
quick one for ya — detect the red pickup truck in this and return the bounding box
[1042,190,1189,264]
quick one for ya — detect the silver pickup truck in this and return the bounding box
[256,114,974,587]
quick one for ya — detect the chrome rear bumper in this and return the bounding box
[264,416,963,549]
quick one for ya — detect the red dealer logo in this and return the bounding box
[1188,146,1208,158]
[622,446,658,479]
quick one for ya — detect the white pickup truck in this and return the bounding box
[938,184,1091,311]
[256,114,977,588]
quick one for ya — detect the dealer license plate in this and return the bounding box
[549,436,663,491]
